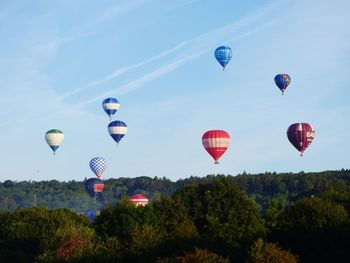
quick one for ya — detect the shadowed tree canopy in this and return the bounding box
[272,197,350,262]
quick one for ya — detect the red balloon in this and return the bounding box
[202,130,230,164]
[287,123,315,156]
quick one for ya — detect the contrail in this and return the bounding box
[72,50,205,109]
[57,41,188,101]
[70,18,275,109]
[62,0,282,107]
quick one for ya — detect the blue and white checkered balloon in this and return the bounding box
[89,157,107,178]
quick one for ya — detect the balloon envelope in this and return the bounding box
[89,157,107,178]
[202,130,230,164]
[274,74,291,94]
[130,194,149,206]
[84,178,104,198]
[214,46,232,69]
[108,120,128,144]
[45,129,64,154]
[287,123,315,156]
[102,98,120,120]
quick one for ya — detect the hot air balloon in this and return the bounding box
[202,130,230,164]
[214,46,232,70]
[287,123,315,156]
[90,157,107,178]
[108,120,127,144]
[45,129,64,155]
[274,74,291,95]
[102,97,120,120]
[130,194,149,207]
[84,178,104,198]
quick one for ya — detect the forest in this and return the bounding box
[0,169,350,262]
[1,169,349,212]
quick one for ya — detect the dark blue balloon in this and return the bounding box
[84,178,104,198]
[214,46,232,70]
[274,74,291,95]
[84,209,96,217]
[108,120,128,144]
[102,98,120,120]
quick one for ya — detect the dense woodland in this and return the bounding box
[0,169,350,262]
[1,169,350,212]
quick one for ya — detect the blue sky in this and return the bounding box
[0,0,349,182]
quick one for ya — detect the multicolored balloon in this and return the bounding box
[45,129,64,155]
[287,123,315,156]
[202,130,230,164]
[108,120,128,144]
[274,74,291,95]
[90,157,107,178]
[214,46,232,70]
[84,178,104,198]
[102,97,120,120]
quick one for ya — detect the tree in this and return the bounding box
[157,248,230,263]
[0,207,90,263]
[93,197,156,240]
[248,239,299,263]
[272,197,350,262]
[175,178,266,262]
[152,196,199,258]
[263,197,285,230]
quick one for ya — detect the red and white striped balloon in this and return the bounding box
[202,130,230,164]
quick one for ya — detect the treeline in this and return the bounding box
[1,169,349,212]
[1,176,350,262]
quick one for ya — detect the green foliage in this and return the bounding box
[1,169,350,213]
[272,197,350,262]
[94,196,156,240]
[175,178,266,261]
[151,196,200,258]
[248,239,299,263]
[152,196,199,240]
[263,198,285,230]
[36,224,95,262]
[233,169,350,210]
[157,248,230,263]
[0,207,89,263]
[1,170,350,262]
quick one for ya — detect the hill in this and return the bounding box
[1,169,349,212]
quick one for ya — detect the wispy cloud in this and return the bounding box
[71,18,275,110]
[164,0,201,11]
[60,1,281,107]
[55,0,147,46]
[73,50,205,109]
[18,1,147,63]
[98,0,146,22]
[57,40,187,101]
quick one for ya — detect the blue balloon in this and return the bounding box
[274,74,291,95]
[89,157,107,178]
[84,178,104,198]
[84,209,96,217]
[102,98,120,120]
[214,46,232,70]
[108,120,128,144]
